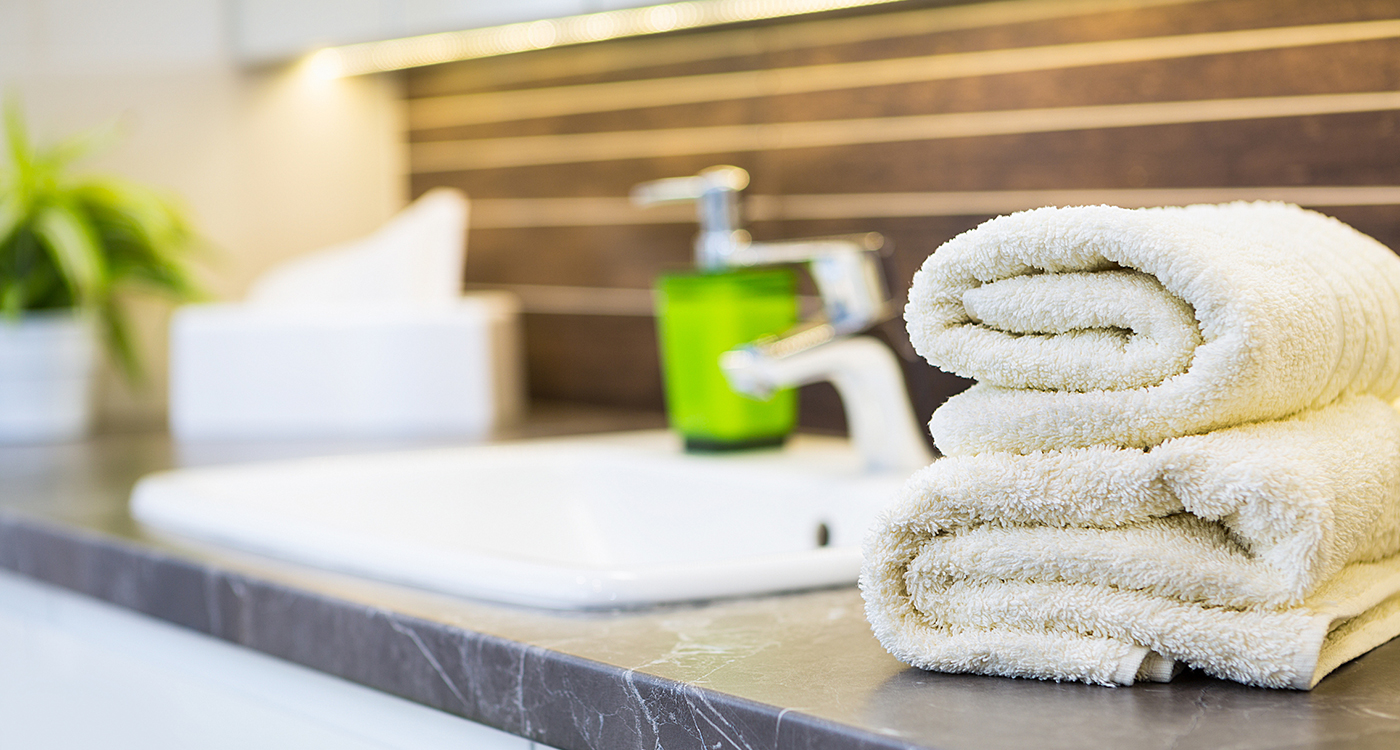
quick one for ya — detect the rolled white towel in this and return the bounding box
[861,395,1400,688]
[905,202,1400,455]
[867,203,1400,689]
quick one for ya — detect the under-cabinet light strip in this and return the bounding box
[395,0,1210,91]
[310,0,907,78]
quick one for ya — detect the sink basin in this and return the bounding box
[130,431,911,609]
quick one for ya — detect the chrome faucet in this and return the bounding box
[631,166,932,472]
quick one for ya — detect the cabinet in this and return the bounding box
[232,0,660,64]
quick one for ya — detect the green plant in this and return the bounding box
[0,104,201,381]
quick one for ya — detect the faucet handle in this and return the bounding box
[629,166,749,206]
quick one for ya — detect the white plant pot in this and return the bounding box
[0,311,98,444]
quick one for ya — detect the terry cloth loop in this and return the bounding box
[905,202,1400,455]
[864,203,1400,689]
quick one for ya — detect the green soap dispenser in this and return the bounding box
[654,267,798,451]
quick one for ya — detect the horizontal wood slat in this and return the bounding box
[468,186,1400,228]
[409,19,1400,129]
[411,90,1400,172]
[406,0,1400,428]
[406,0,1212,96]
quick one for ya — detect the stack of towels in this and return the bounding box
[860,202,1400,689]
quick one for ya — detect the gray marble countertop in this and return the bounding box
[3,406,1400,750]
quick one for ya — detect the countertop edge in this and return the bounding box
[0,509,916,750]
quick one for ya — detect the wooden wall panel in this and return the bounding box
[410,37,1400,144]
[405,0,1400,436]
[521,315,666,409]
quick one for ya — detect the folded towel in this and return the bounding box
[864,394,1400,687]
[904,202,1400,455]
[863,203,1400,688]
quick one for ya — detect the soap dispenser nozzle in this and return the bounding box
[631,166,891,335]
[630,165,750,270]
[632,166,933,471]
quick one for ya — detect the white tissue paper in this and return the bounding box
[246,188,469,307]
[169,188,524,441]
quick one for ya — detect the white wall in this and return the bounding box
[0,0,406,430]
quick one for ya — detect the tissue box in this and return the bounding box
[169,292,523,441]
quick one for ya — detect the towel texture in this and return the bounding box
[905,202,1400,455]
[863,203,1400,688]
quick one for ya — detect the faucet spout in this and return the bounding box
[633,165,934,471]
[732,233,889,334]
[721,337,933,472]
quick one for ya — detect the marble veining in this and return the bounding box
[389,617,473,710]
[3,432,1400,750]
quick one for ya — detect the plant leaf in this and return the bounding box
[0,195,22,252]
[0,278,24,319]
[98,296,142,384]
[74,179,204,299]
[33,201,107,306]
[3,100,203,385]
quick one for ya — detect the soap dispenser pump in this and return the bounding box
[637,167,798,451]
[634,166,934,470]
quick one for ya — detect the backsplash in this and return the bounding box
[406,0,1400,433]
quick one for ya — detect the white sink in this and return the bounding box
[130,431,910,609]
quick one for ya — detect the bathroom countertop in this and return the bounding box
[3,408,1400,750]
